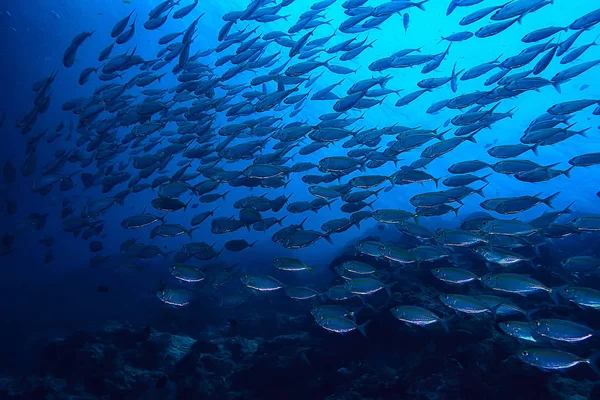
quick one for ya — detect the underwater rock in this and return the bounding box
[1,316,598,399]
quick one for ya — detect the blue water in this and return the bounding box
[1,0,600,398]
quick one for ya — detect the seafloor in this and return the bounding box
[1,232,599,400]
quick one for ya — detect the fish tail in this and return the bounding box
[325,200,333,211]
[563,166,574,178]
[416,0,428,11]
[586,352,600,375]
[542,192,560,209]
[489,304,501,320]
[475,184,487,197]
[164,250,175,258]
[524,308,540,321]
[481,173,493,183]
[298,216,308,230]
[530,143,539,156]
[357,320,371,337]
[562,200,575,214]
[323,233,334,245]
[453,205,463,216]
[552,80,561,94]
[576,127,591,137]
[440,318,450,333]
[384,282,395,297]
[549,288,560,305]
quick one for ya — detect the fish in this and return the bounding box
[557,286,600,309]
[63,31,94,68]
[439,294,495,315]
[529,319,596,342]
[170,265,205,282]
[390,306,449,332]
[518,349,600,375]
[498,321,541,343]
[156,288,194,307]
[344,277,393,296]
[561,256,600,274]
[314,314,370,337]
[431,268,479,284]
[224,239,257,252]
[240,274,284,292]
[285,287,323,300]
[481,273,557,302]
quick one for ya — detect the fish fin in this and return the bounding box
[357,320,371,337]
[298,217,308,230]
[552,80,561,93]
[531,143,539,156]
[586,352,600,376]
[576,127,591,137]
[440,318,450,333]
[525,308,540,321]
[187,227,199,239]
[416,0,429,12]
[481,173,493,183]
[542,192,560,209]
[476,182,489,197]
[562,200,575,214]
[323,233,334,245]
[563,166,574,178]
[549,288,560,305]
[489,304,501,320]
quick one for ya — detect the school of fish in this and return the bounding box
[3,0,600,376]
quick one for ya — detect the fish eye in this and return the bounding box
[522,351,528,356]
[482,221,488,226]
[534,321,540,326]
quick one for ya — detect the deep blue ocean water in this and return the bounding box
[1,0,600,398]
